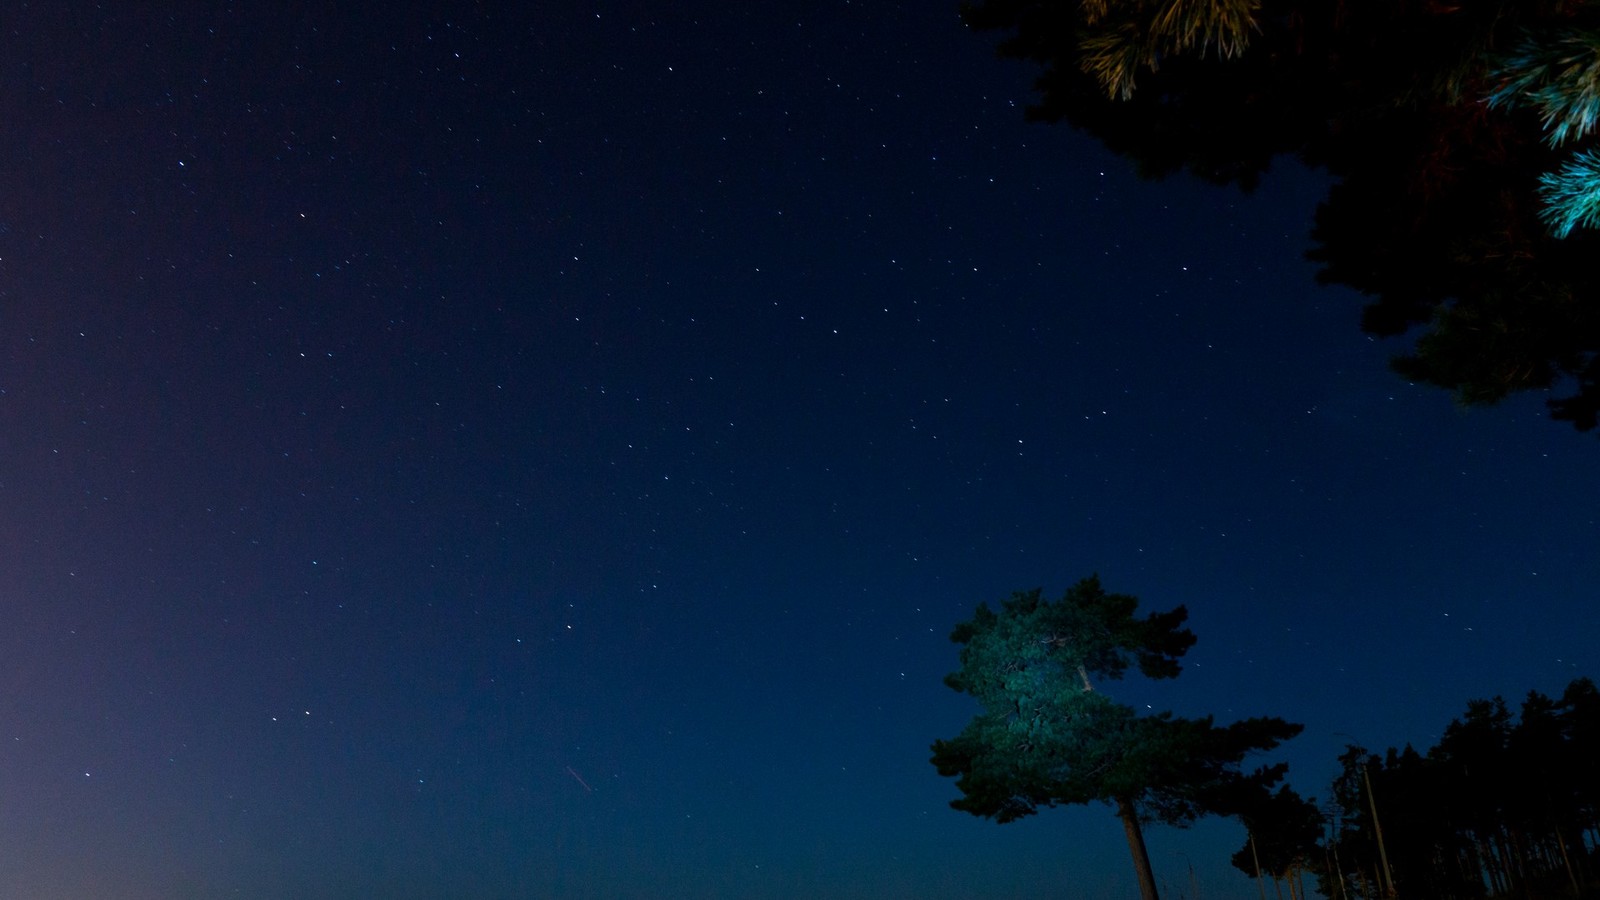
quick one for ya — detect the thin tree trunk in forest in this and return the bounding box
[1555,826,1580,898]
[1492,834,1510,896]
[1480,835,1505,896]
[1250,831,1269,900]
[1360,763,1395,898]
[1459,839,1478,890]
[1541,833,1560,883]
[1116,795,1161,900]
[1330,837,1350,900]
[1578,824,1594,889]
[1508,826,1530,886]
[1495,831,1518,893]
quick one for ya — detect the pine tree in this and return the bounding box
[1074,0,1260,100]
[931,576,1302,900]
[1222,784,1326,896]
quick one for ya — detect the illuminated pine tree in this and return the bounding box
[931,576,1301,900]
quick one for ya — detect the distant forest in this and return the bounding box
[1252,677,1600,900]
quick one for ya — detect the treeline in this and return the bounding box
[1237,677,1600,899]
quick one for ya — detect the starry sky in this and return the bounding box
[3,3,1598,899]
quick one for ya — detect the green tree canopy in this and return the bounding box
[962,0,1600,431]
[931,576,1302,900]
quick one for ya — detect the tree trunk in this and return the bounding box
[1329,836,1350,900]
[1250,831,1269,900]
[1479,835,1504,896]
[1554,825,1580,898]
[1116,795,1161,900]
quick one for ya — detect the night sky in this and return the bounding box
[4,4,1599,899]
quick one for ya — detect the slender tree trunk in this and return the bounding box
[1508,826,1530,887]
[1555,826,1580,898]
[1330,836,1350,900]
[1116,795,1161,900]
[1480,835,1504,896]
[1495,831,1518,893]
[1577,823,1594,891]
[1250,831,1269,900]
[1464,839,1479,896]
[1361,764,1395,898]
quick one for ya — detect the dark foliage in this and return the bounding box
[1221,783,1325,895]
[1316,678,1600,898]
[962,0,1600,430]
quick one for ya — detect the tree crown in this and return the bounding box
[933,575,1299,825]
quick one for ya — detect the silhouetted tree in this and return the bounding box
[931,576,1303,900]
[1222,783,1325,899]
[961,0,1600,431]
[1559,677,1600,855]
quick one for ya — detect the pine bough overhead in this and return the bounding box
[1485,27,1600,237]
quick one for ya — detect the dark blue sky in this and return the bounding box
[3,3,1598,898]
